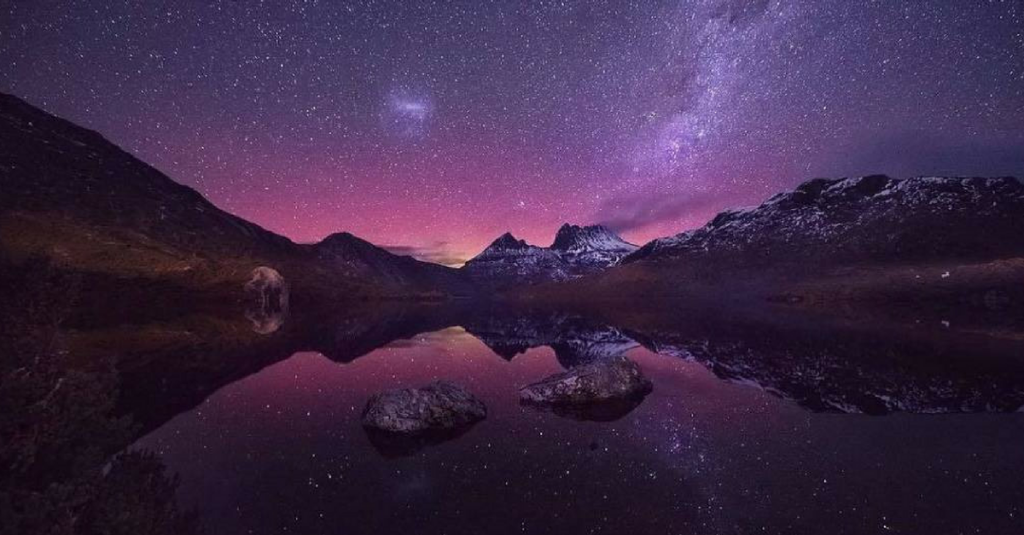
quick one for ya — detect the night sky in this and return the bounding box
[2,1,1022,265]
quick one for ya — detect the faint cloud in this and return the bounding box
[383,241,467,267]
[596,187,728,234]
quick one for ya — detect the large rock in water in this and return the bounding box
[520,357,653,410]
[362,381,487,434]
[244,266,288,334]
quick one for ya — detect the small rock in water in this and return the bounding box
[362,381,487,435]
[520,356,653,408]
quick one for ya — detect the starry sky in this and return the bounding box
[2,1,1023,265]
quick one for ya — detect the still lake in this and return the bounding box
[132,316,1024,535]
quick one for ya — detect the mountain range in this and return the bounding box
[549,173,1024,309]
[626,174,1024,266]
[2,90,1023,314]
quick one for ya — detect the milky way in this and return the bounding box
[1,1,1022,264]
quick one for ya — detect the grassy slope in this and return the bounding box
[515,255,1024,335]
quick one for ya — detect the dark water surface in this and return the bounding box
[128,315,1024,535]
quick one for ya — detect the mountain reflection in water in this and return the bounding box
[6,295,1024,534]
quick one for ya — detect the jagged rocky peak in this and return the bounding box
[487,232,531,251]
[464,224,640,286]
[471,232,541,262]
[551,224,638,253]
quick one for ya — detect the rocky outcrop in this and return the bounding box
[520,357,652,409]
[462,232,570,286]
[362,381,487,434]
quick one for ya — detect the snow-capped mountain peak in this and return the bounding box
[463,223,639,286]
[550,224,638,254]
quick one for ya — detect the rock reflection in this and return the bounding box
[364,424,483,459]
[622,307,1024,414]
[532,397,649,422]
[463,311,637,367]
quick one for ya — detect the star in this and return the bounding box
[0,0,1019,257]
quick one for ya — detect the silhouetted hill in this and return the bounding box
[314,232,472,296]
[0,92,469,309]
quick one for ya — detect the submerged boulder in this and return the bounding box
[520,356,653,409]
[362,381,487,435]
